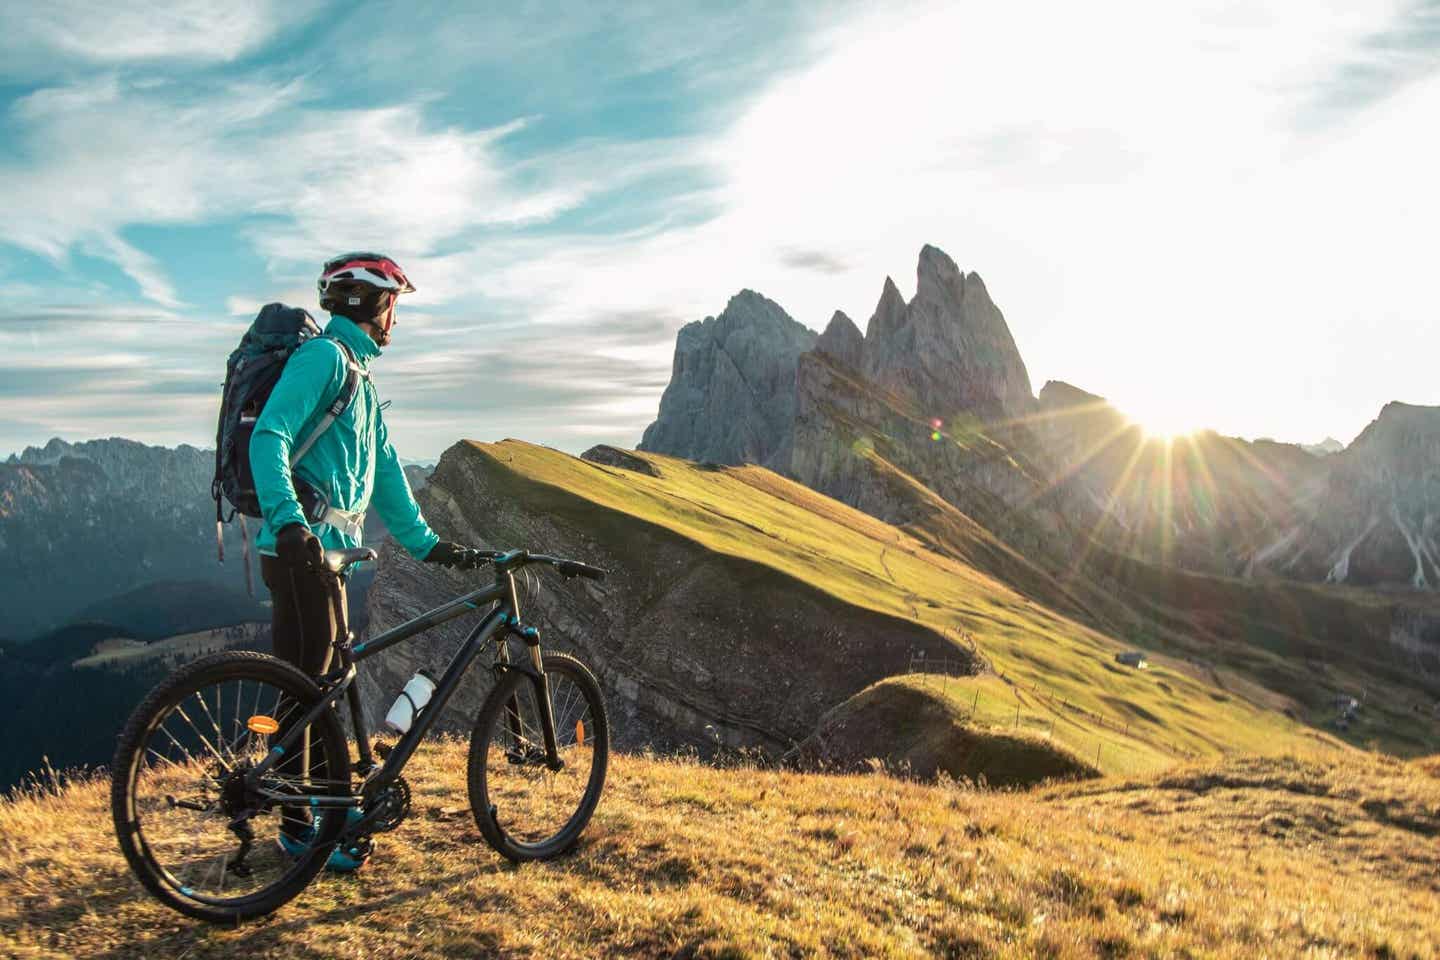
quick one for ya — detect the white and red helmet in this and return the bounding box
[317,252,416,300]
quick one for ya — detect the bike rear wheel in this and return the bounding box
[467,652,609,861]
[110,650,352,923]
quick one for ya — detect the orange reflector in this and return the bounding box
[575,719,586,744]
[247,715,280,735]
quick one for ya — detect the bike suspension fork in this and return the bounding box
[525,635,561,765]
[503,570,561,765]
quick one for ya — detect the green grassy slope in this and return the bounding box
[763,434,1440,760]
[797,675,1100,786]
[466,441,1352,774]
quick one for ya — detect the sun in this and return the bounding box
[1121,403,1205,441]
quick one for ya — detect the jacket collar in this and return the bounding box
[325,315,382,365]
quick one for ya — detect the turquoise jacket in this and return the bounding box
[250,315,440,561]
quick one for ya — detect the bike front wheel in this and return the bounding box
[110,650,352,923]
[467,652,609,861]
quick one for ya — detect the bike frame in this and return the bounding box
[243,562,559,816]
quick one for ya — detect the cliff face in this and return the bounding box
[637,290,817,469]
[860,246,1034,422]
[641,245,1074,564]
[639,246,1035,468]
[361,440,968,755]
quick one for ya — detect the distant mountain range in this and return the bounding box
[0,438,250,640]
[0,436,433,788]
[0,437,432,642]
[640,244,1440,592]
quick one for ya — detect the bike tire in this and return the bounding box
[111,650,352,923]
[467,652,609,862]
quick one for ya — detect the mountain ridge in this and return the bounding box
[638,243,1440,593]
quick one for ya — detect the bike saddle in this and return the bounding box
[322,547,377,574]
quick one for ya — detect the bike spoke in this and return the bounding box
[124,665,349,910]
[482,662,603,851]
[170,704,233,773]
[193,692,236,767]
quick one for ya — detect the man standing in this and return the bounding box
[250,252,480,869]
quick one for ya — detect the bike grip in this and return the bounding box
[557,560,607,581]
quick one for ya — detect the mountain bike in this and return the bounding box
[110,547,610,923]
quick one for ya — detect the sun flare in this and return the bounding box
[1122,405,1206,440]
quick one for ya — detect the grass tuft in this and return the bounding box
[2,740,1437,958]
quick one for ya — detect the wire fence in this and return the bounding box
[905,649,1204,763]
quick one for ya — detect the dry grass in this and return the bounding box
[2,739,1436,958]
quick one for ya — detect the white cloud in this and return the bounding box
[8,0,1437,455]
[0,1,325,74]
[425,0,1440,447]
[0,75,605,307]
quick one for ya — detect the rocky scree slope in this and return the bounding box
[1244,401,1440,588]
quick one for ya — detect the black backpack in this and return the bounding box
[211,303,364,586]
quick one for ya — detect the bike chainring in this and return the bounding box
[368,775,412,833]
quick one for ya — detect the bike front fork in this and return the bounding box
[503,624,563,770]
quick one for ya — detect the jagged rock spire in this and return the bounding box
[861,245,1034,420]
[815,310,864,370]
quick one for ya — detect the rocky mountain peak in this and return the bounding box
[1343,402,1440,473]
[1038,380,1109,411]
[815,310,864,370]
[914,243,967,306]
[861,245,1034,420]
[868,277,908,341]
[638,288,817,468]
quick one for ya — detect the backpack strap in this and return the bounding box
[288,337,367,468]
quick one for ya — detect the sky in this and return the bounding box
[3,0,1438,459]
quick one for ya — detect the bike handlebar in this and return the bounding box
[464,548,607,581]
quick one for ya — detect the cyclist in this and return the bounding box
[250,252,482,871]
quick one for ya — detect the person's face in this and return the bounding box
[368,292,398,347]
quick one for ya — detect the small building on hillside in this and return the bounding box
[1115,651,1148,669]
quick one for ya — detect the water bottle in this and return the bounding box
[384,669,437,734]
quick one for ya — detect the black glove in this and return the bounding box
[276,522,324,569]
[425,540,485,570]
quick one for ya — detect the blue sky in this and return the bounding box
[3,0,1439,458]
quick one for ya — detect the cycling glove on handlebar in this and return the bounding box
[424,541,487,570]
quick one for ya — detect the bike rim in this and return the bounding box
[124,674,346,906]
[482,667,601,849]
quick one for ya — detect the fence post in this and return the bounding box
[1095,742,1102,767]
[973,689,979,711]
[1014,703,1020,729]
